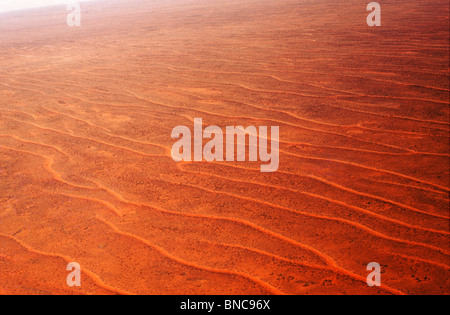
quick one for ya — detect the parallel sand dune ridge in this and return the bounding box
[0,0,449,294]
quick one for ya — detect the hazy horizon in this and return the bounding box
[0,0,96,13]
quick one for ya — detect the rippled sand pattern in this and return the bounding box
[0,0,449,295]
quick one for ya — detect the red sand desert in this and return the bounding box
[0,0,449,295]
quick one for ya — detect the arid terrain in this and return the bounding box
[0,0,449,295]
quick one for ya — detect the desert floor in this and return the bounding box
[0,0,449,295]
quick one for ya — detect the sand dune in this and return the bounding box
[0,0,449,294]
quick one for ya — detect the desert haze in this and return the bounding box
[0,0,449,295]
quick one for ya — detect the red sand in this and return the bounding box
[0,0,449,295]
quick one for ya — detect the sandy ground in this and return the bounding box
[0,0,449,295]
